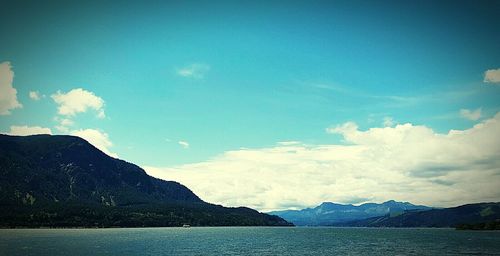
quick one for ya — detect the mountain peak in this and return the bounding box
[382,200,398,205]
[319,202,344,207]
[0,133,202,205]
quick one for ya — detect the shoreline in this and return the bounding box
[0,226,463,230]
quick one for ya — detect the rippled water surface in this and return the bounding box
[1,227,500,255]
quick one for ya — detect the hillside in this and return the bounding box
[0,134,292,227]
[269,200,432,226]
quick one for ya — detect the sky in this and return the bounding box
[1,0,500,211]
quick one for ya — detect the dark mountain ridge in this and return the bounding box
[0,134,292,227]
[0,134,200,206]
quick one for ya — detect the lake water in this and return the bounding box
[1,227,499,255]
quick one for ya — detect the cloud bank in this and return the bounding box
[0,62,22,115]
[145,113,500,211]
[4,125,52,136]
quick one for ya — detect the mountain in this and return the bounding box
[268,200,432,226]
[0,134,292,227]
[335,202,500,228]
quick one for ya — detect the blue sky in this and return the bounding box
[1,1,500,210]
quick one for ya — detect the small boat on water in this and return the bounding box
[182,224,191,228]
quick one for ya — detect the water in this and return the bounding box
[1,227,499,255]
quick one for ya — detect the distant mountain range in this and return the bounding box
[270,200,500,228]
[268,200,432,226]
[0,134,292,227]
[335,202,500,228]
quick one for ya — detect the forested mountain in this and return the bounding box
[0,134,292,227]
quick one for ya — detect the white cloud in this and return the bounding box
[325,121,358,140]
[97,110,105,119]
[277,141,301,146]
[4,125,52,136]
[145,113,500,212]
[53,117,75,133]
[29,91,42,101]
[177,63,210,79]
[70,129,117,158]
[484,68,500,83]
[51,88,105,118]
[55,125,70,133]
[382,116,396,127]
[60,118,74,126]
[178,141,190,148]
[460,108,482,121]
[53,116,74,126]
[0,62,22,115]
